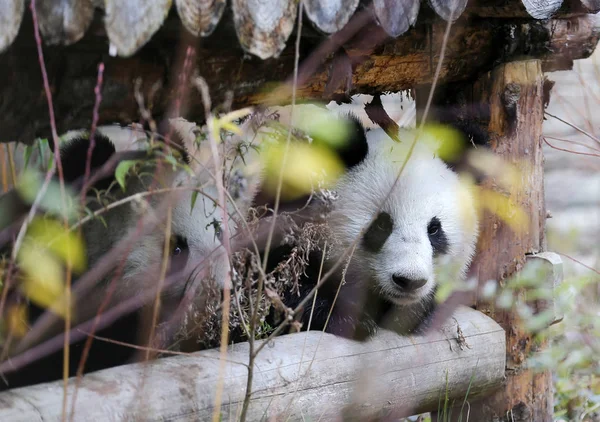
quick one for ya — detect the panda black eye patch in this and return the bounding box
[363,212,394,252]
[171,235,189,256]
[427,217,449,255]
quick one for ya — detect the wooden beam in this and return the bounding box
[1,14,598,145]
[0,307,504,421]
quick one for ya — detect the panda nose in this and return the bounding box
[392,274,428,291]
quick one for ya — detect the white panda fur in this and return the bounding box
[1,119,263,390]
[263,114,480,340]
[69,124,260,310]
[330,127,479,304]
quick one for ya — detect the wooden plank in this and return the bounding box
[0,306,505,421]
[526,252,564,327]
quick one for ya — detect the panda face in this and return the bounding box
[328,127,479,306]
[60,124,263,304]
[166,187,235,293]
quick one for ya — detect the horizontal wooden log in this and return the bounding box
[464,0,598,18]
[1,13,598,146]
[0,306,504,421]
[2,0,599,56]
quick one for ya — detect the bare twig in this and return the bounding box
[543,137,600,158]
[192,75,236,422]
[145,206,173,362]
[557,252,600,276]
[28,2,73,417]
[82,63,105,202]
[240,4,305,421]
[0,145,7,192]
[545,111,600,146]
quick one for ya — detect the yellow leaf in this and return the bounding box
[477,188,529,233]
[293,107,352,148]
[456,173,479,235]
[5,304,29,338]
[18,241,71,318]
[261,142,345,200]
[220,121,243,135]
[421,123,465,162]
[27,217,87,273]
[467,149,525,194]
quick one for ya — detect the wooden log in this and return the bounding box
[36,0,95,46]
[428,0,469,21]
[464,60,551,421]
[465,0,600,17]
[302,0,360,34]
[372,0,420,37]
[232,0,297,59]
[0,306,504,421]
[1,13,598,145]
[0,0,25,53]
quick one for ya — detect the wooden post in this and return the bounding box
[426,59,551,421]
[468,59,550,422]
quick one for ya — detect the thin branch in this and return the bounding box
[545,111,600,146]
[241,4,305,421]
[82,63,105,202]
[145,206,172,362]
[28,3,72,417]
[543,137,600,158]
[557,252,600,276]
[79,332,248,367]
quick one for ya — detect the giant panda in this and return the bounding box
[259,112,481,341]
[0,119,263,390]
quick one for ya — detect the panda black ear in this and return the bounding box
[147,118,191,165]
[59,133,117,191]
[333,112,369,170]
[422,103,491,181]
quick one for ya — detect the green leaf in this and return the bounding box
[27,217,87,273]
[165,154,178,171]
[293,107,351,148]
[37,138,49,171]
[18,239,70,318]
[115,160,138,190]
[17,169,79,221]
[23,145,33,170]
[190,191,199,214]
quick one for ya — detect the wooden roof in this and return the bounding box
[2,0,600,59]
[1,1,599,144]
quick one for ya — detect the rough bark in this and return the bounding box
[443,60,551,422]
[0,306,504,421]
[1,13,598,145]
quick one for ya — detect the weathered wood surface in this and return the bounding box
[526,252,564,326]
[2,13,599,145]
[467,0,600,17]
[2,0,600,56]
[463,60,551,421]
[0,306,505,421]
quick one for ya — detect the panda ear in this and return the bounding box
[425,103,491,171]
[427,105,491,184]
[160,118,192,165]
[59,129,190,193]
[332,112,369,170]
[59,133,119,192]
